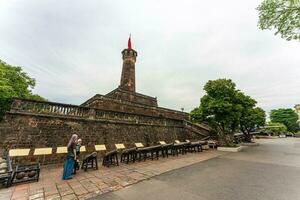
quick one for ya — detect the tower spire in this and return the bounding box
[128,34,132,49]
[120,36,137,92]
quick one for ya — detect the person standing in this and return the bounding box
[73,138,82,174]
[62,134,78,180]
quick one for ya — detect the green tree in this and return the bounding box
[257,0,300,41]
[236,92,266,142]
[0,59,45,120]
[264,121,287,135]
[192,79,244,146]
[240,107,266,142]
[270,108,299,132]
[191,79,266,145]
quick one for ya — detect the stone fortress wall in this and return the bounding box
[0,41,210,164]
[0,98,209,164]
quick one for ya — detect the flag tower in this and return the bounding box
[120,35,137,92]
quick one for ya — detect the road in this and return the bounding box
[92,138,300,200]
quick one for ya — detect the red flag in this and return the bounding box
[128,35,132,49]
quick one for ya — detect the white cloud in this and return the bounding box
[0,0,299,114]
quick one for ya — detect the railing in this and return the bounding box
[95,109,182,126]
[157,107,189,119]
[10,98,183,127]
[11,99,90,118]
[9,98,212,138]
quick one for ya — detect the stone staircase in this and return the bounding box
[183,120,210,139]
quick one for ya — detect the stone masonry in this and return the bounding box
[0,42,210,164]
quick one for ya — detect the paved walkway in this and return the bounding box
[0,150,222,200]
[96,138,300,200]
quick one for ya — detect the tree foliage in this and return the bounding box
[240,107,266,142]
[264,121,287,135]
[257,0,300,41]
[270,108,299,132]
[0,59,45,120]
[191,79,266,146]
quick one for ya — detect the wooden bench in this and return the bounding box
[81,152,98,171]
[200,140,209,150]
[102,150,119,167]
[0,155,13,187]
[185,140,203,152]
[12,163,40,184]
[8,148,40,185]
[208,140,218,149]
[120,147,137,164]
[136,145,161,161]
[159,141,173,158]
[172,140,189,156]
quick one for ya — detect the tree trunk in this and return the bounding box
[244,133,252,143]
[241,125,252,143]
[218,131,234,147]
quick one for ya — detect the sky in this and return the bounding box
[0,0,300,114]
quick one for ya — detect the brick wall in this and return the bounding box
[0,112,206,164]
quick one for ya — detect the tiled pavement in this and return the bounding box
[0,150,223,200]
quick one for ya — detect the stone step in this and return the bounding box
[183,120,209,138]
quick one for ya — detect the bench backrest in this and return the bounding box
[95,145,106,151]
[34,148,52,155]
[135,143,144,148]
[115,144,125,150]
[80,146,86,152]
[9,149,30,157]
[56,147,67,154]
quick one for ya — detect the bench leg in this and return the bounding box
[84,161,88,171]
[144,152,147,161]
[116,154,119,166]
